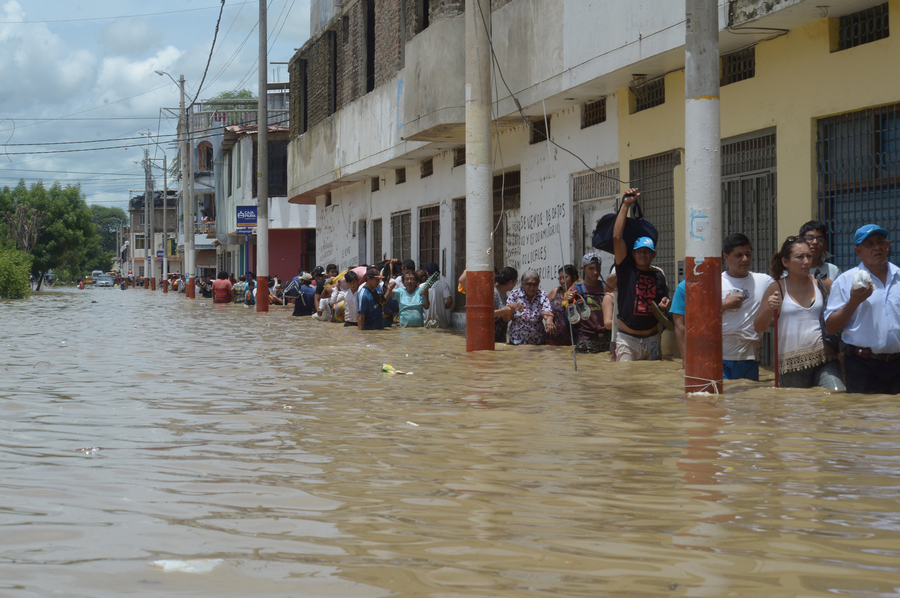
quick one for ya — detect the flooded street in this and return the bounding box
[3,288,900,597]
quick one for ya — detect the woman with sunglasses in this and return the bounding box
[506,270,555,345]
[754,237,845,390]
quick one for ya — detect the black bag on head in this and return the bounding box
[591,196,659,256]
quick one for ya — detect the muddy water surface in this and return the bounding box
[2,288,900,597]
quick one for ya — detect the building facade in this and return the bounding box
[287,0,900,327]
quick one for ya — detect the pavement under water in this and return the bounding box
[2,287,900,597]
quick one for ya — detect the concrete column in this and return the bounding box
[464,0,493,351]
[256,0,270,312]
[684,0,723,394]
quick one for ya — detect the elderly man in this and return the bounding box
[825,224,900,394]
[612,189,670,362]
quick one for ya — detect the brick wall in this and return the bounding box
[306,30,337,129]
[375,0,403,87]
[406,0,464,43]
[338,2,364,109]
[288,56,304,138]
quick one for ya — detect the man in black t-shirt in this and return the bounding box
[613,189,670,361]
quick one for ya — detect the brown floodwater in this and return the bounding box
[2,287,900,597]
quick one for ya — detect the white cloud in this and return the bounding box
[99,18,163,57]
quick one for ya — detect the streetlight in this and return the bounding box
[142,132,171,291]
[155,70,195,298]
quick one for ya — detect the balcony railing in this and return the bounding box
[189,110,289,133]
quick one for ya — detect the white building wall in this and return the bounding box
[315,94,620,295]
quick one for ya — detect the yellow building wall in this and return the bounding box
[617,0,900,262]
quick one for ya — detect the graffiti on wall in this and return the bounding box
[517,202,568,281]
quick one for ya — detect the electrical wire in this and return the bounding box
[473,0,686,190]
[0,2,255,24]
[188,1,229,109]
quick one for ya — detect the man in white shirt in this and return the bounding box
[342,271,361,326]
[423,263,453,328]
[799,221,841,281]
[721,233,774,381]
[825,224,900,394]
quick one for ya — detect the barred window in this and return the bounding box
[582,98,607,129]
[391,210,411,261]
[631,78,665,114]
[721,47,755,86]
[421,158,433,178]
[836,3,889,51]
[530,116,549,144]
[395,167,406,184]
[453,147,465,167]
[419,205,440,268]
[371,176,380,192]
[453,197,466,311]
[372,218,383,261]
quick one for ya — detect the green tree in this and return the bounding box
[90,204,128,254]
[0,180,101,290]
[0,248,32,299]
[204,89,257,111]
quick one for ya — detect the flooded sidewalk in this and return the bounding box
[2,288,900,596]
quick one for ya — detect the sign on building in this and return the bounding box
[237,206,257,235]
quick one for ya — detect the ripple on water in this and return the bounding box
[1,288,900,596]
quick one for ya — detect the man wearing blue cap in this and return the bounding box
[612,189,670,361]
[824,224,900,394]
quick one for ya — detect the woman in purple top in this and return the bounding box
[506,270,555,345]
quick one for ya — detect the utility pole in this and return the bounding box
[463,0,493,351]
[161,149,169,292]
[256,0,270,312]
[147,132,157,291]
[143,149,152,290]
[684,0,723,394]
[185,79,196,299]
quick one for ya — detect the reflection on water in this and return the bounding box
[2,288,900,596]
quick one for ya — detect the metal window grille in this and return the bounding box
[492,171,521,268]
[572,166,620,268]
[372,218,383,261]
[838,2,889,51]
[573,167,619,202]
[453,147,466,167]
[631,77,665,113]
[816,103,900,272]
[391,210,411,260]
[629,152,676,288]
[395,167,406,184]
[371,176,380,192]
[722,131,778,366]
[581,98,607,129]
[721,46,756,86]
[453,197,466,311]
[530,116,549,144]
[421,158,433,178]
[419,205,440,268]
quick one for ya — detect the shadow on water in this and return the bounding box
[1,288,900,596]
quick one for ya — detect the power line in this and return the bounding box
[189,1,228,109]
[0,2,255,24]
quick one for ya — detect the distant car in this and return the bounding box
[95,275,115,287]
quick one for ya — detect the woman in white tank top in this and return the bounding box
[754,237,845,391]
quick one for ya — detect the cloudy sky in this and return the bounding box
[0,0,310,209]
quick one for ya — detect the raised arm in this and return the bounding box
[613,189,639,265]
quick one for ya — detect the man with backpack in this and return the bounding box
[291,273,316,316]
[613,189,670,361]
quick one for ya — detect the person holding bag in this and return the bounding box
[754,237,844,391]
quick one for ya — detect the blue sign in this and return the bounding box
[157,250,164,258]
[237,205,257,235]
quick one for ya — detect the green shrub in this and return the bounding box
[0,249,32,299]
